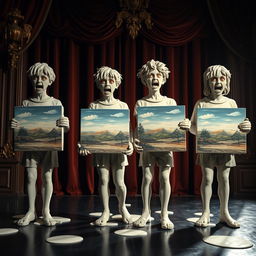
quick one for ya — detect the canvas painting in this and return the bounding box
[80,109,130,153]
[137,106,186,152]
[197,108,246,153]
[14,106,64,151]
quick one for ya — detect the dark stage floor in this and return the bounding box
[0,195,255,256]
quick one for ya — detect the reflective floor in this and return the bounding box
[0,195,255,256]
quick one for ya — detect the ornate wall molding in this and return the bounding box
[0,142,16,159]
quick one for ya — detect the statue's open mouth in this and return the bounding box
[104,87,111,92]
[214,84,223,90]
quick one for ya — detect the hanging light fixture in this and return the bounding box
[3,8,32,68]
[115,0,153,39]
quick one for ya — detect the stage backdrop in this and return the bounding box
[2,0,255,196]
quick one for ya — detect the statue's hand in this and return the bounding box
[77,143,91,156]
[178,118,191,130]
[10,118,20,129]
[238,118,251,133]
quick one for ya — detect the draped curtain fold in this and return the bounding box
[44,0,122,43]
[207,0,256,62]
[141,0,205,46]
[2,0,210,196]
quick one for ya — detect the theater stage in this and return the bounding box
[0,195,255,256]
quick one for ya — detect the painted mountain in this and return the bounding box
[14,106,64,151]
[137,106,186,152]
[196,108,246,153]
[80,109,130,153]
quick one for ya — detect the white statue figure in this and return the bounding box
[11,62,70,226]
[78,66,133,226]
[190,65,251,228]
[133,59,190,229]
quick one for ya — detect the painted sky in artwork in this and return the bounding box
[81,109,129,133]
[197,108,246,133]
[14,106,62,130]
[137,106,185,131]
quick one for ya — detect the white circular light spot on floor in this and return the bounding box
[111,214,122,220]
[111,214,153,223]
[0,228,19,235]
[155,210,173,215]
[52,216,71,224]
[194,212,213,217]
[46,235,83,245]
[34,220,43,226]
[203,235,253,249]
[12,215,25,220]
[132,215,154,222]
[34,216,71,226]
[186,217,215,227]
[89,212,113,217]
[114,229,147,237]
[90,222,118,227]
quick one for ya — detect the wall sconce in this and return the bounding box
[3,8,32,69]
[115,0,153,39]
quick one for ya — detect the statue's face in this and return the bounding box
[31,73,51,94]
[208,74,227,98]
[98,78,117,97]
[145,69,164,92]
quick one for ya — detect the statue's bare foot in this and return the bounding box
[119,206,132,224]
[133,213,150,227]
[220,213,240,228]
[43,213,57,226]
[161,216,174,229]
[195,212,210,228]
[94,211,110,226]
[17,211,36,226]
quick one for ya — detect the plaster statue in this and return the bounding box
[190,65,251,228]
[11,62,70,226]
[78,66,133,226]
[133,59,190,229]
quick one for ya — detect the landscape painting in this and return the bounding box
[137,106,186,152]
[197,108,246,153]
[14,106,64,151]
[80,109,130,153]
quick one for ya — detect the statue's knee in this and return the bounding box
[144,173,153,184]
[204,176,213,186]
[116,182,125,191]
[43,174,52,185]
[27,172,37,183]
[100,176,109,186]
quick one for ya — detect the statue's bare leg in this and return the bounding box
[195,167,214,227]
[134,166,153,227]
[112,165,132,224]
[95,167,110,226]
[17,167,37,226]
[41,168,56,226]
[217,167,240,228]
[159,166,173,229]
